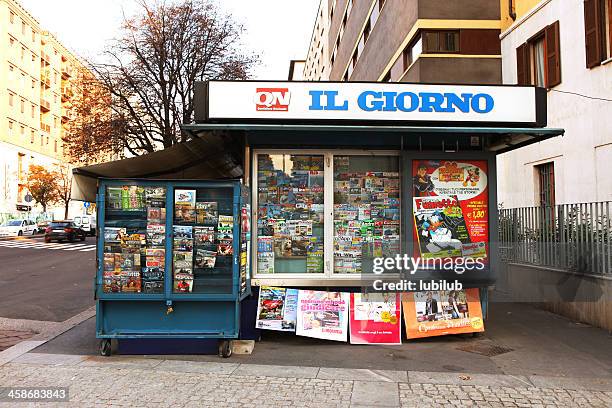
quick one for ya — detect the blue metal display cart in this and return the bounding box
[95,179,251,357]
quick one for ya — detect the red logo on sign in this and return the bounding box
[254,88,290,111]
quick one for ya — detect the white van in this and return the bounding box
[73,215,96,236]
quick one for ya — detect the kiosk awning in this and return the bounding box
[182,123,564,154]
[71,134,243,202]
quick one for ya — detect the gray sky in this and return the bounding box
[19,0,319,79]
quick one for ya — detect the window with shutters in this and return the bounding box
[584,0,612,67]
[516,21,561,88]
[535,162,555,207]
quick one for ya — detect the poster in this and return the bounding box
[255,286,298,331]
[349,293,401,345]
[412,160,488,260]
[296,290,349,342]
[402,288,485,339]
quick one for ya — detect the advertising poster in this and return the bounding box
[412,160,489,260]
[255,286,298,332]
[402,288,484,339]
[349,293,401,345]
[296,290,349,342]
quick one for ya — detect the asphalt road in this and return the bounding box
[0,235,96,322]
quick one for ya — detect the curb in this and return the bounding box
[0,306,95,367]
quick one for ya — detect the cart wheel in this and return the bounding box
[99,339,112,357]
[218,340,232,358]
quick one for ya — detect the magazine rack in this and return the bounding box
[95,179,251,357]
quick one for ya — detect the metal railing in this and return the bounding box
[499,201,612,276]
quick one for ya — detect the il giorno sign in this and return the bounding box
[205,81,545,126]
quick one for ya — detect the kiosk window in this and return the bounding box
[102,185,166,294]
[333,156,400,274]
[256,154,325,274]
[172,187,234,294]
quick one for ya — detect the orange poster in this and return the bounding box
[402,288,484,339]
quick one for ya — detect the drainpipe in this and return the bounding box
[509,0,517,20]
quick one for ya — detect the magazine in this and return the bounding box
[194,226,215,245]
[173,275,194,293]
[195,248,217,268]
[145,187,166,207]
[147,207,166,224]
[174,237,193,252]
[196,202,218,225]
[257,252,274,273]
[104,227,126,243]
[146,224,165,247]
[173,225,193,239]
[106,187,122,210]
[296,290,350,342]
[217,240,233,256]
[255,287,299,332]
[121,270,141,293]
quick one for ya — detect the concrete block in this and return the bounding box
[351,380,399,407]
[318,367,407,382]
[232,363,319,378]
[230,340,254,355]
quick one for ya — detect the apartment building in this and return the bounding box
[302,0,502,83]
[0,0,94,217]
[496,0,612,206]
[303,0,329,80]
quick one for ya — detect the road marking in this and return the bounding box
[62,244,93,251]
[0,241,96,251]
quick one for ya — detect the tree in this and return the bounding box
[87,0,258,157]
[55,164,72,219]
[61,67,123,164]
[26,165,59,213]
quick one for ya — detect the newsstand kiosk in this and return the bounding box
[73,80,563,352]
[89,178,250,357]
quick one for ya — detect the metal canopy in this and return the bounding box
[182,123,564,154]
[71,135,243,202]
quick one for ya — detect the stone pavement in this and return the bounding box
[0,330,34,352]
[0,353,611,407]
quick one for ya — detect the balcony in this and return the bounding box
[61,107,73,122]
[40,71,51,88]
[40,122,51,133]
[40,50,50,64]
[61,64,73,79]
[61,85,73,101]
[40,99,51,112]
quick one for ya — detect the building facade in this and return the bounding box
[303,0,329,81]
[0,0,95,219]
[496,0,612,206]
[302,0,502,83]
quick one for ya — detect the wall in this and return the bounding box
[500,0,544,31]
[497,0,612,207]
[399,57,502,84]
[501,263,612,331]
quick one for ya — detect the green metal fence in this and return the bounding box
[499,202,612,275]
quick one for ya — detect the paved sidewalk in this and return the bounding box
[0,330,34,352]
[1,353,611,407]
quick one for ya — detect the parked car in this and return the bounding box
[37,220,50,234]
[0,219,37,237]
[45,221,86,243]
[73,215,96,236]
